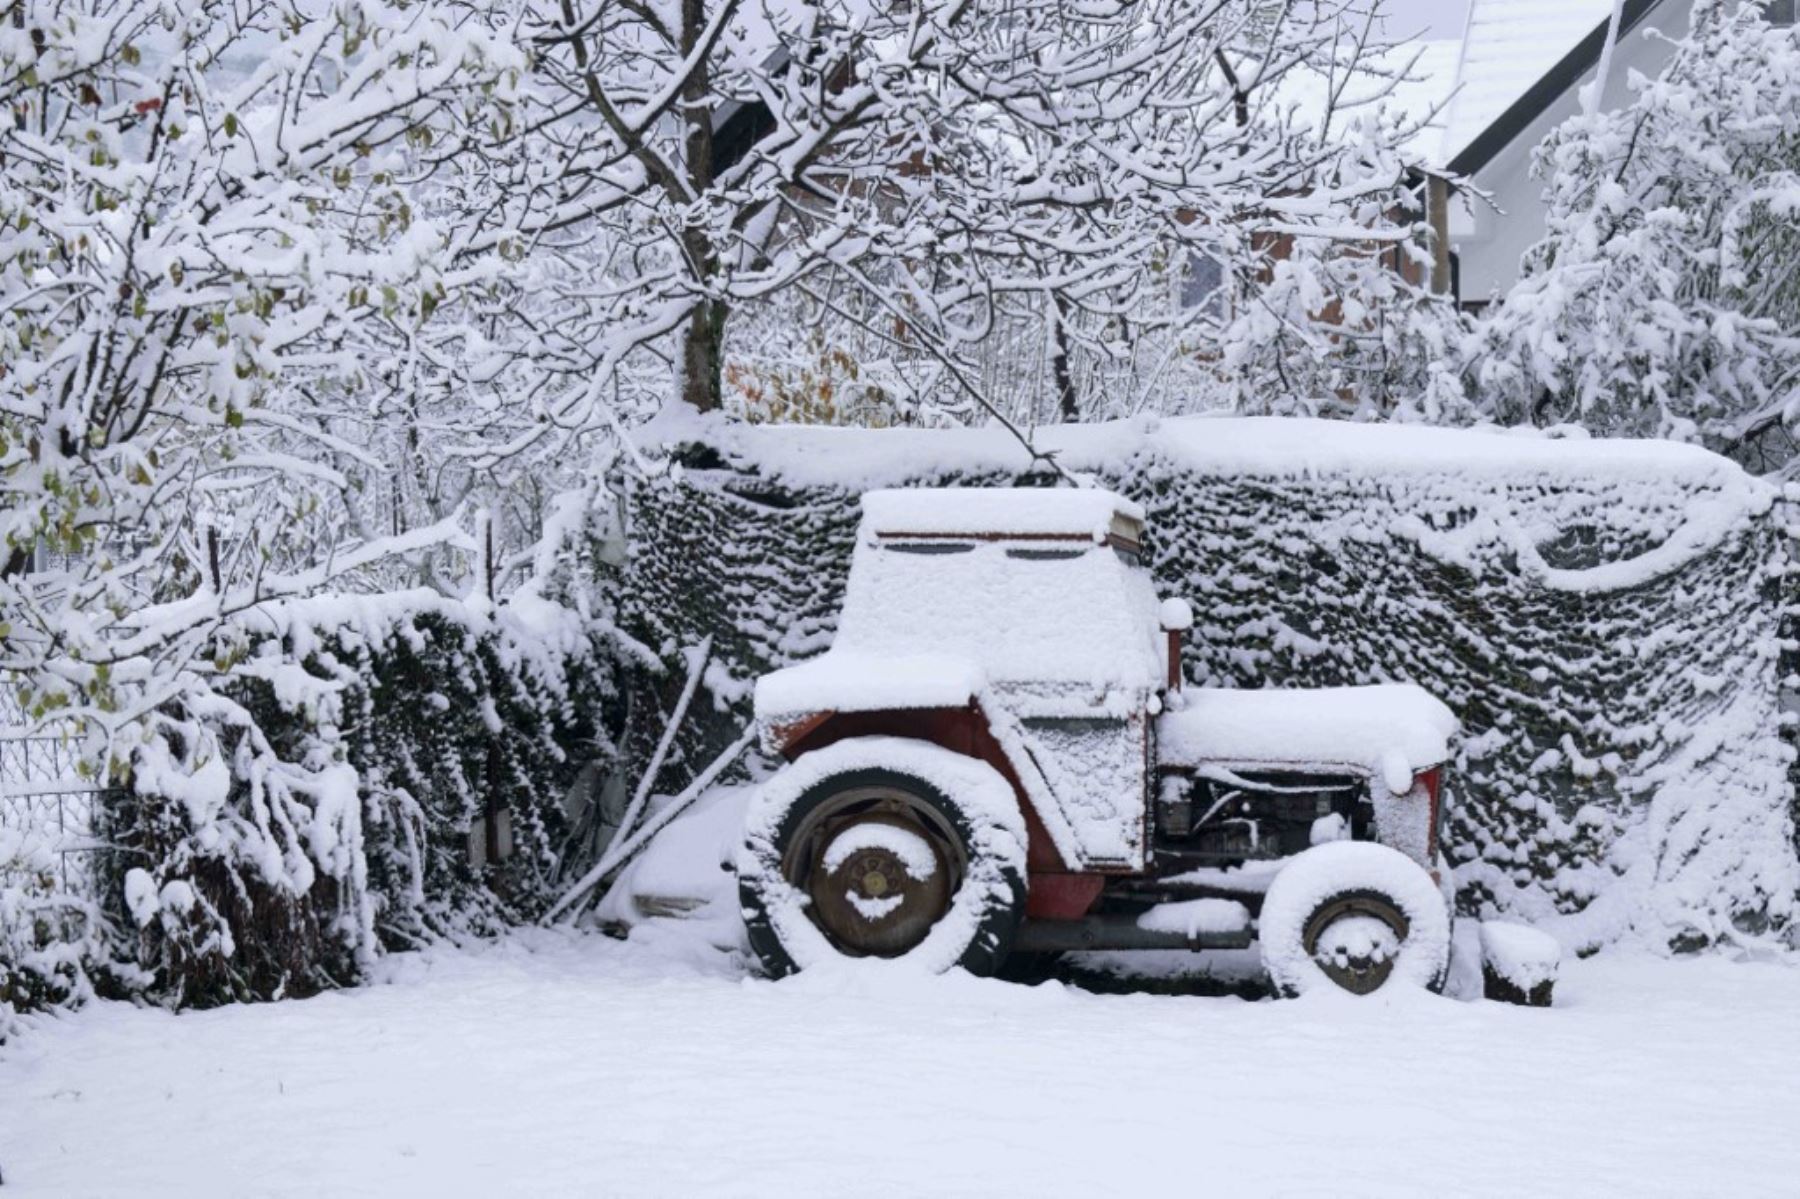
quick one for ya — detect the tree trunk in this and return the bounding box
[680,295,728,413]
[675,0,726,414]
[1051,294,1079,423]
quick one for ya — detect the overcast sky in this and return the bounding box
[1378,0,1472,40]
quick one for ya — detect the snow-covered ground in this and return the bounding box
[4,930,1798,1198]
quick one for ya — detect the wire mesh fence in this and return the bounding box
[0,686,106,899]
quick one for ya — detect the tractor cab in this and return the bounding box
[755,487,1174,873]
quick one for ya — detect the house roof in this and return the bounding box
[1384,38,1465,159]
[1443,0,1667,174]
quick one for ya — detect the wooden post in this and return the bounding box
[1426,175,1453,299]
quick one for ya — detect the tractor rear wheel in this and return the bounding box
[738,738,1026,978]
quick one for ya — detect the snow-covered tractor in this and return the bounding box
[739,488,1459,996]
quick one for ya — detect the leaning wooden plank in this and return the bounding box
[545,723,755,925]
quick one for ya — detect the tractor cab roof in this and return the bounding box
[860,487,1145,551]
[755,487,1164,726]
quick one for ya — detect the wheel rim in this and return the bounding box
[780,785,965,958]
[1302,891,1410,995]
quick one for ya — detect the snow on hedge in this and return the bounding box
[89,589,615,1010]
[622,412,1798,953]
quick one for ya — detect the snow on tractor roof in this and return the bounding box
[860,487,1144,543]
[1158,684,1458,787]
[755,488,1165,724]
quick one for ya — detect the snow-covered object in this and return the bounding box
[592,785,752,954]
[751,486,1167,872]
[821,823,939,882]
[625,412,1796,951]
[755,490,1165,725]
[756,652,987,722]
[1137,898,1251,939]
[1159,684,1457,778]
[1161,683,1455,868]
[1311,813,1350,845]
[988,705,1151,868]
[1479,921,1562,1005]
[737,738,1027,975]
[859,487,1143,540]
[1259,842,1452,997]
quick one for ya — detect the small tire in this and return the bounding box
[1260,842,1451,997]
[737,737,1027,978]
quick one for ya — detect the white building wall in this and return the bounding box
[1448,0,1694,305]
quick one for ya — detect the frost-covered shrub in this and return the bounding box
[1,828,119,1041]
[93,594,616,1008]
[1467,1,1800,470]
[279,598,618,946]
[95,689,380,1009]
[619,415,1798,953]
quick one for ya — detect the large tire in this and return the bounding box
[1259,842,1451,997]
[737,737,1028,978]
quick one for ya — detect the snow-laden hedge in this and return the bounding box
[92,593,616,1010]
[621,414,1799,953]
[1,827,132,1041]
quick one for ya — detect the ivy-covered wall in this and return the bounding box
[620,416,1798,952]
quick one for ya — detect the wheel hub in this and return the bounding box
[1302,893,1409,995]
[806,815,953,957]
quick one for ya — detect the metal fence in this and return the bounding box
[0,688,106,898]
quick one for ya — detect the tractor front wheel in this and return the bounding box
[1259,842,1451,997]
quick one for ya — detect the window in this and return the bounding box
[884,541,974,555]
[1765,0,1796,27]
[1179,251,1225,318]
[1004,547,1085,561]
